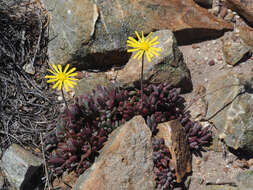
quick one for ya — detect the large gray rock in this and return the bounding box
[42,0,99,69]
[42,0,232,70]
[236,169,253,190]
[108,30,192,92]
[206,73,253,153]
[73,116,155,190]
[0,144,43,190]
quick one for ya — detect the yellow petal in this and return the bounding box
[135,31,142,42]
[67,73,78,77]
[127,43,141,48]
[150,49,159,57]
[127,48,140,52]
[67,80,77,85]
[63,80,69,92]
[47,78,59,83]
[66,80,74,88]
[57,81,63,90]
[137,50,144,60]
[150,47,162,52]
[141,31,144,42]
[45,75,57,79]
[52,64,59,73]
[66,78,78,81]
[149,36,158,44]
[145,32,153,43]
[47,69,57,75]
[58,64,63,73]
[65,67,76,75]
[133,50,142,60]
[128,37,139,44]
[63,64,70,73]
[52,80,61,89]
[146,52,151,62]
[150,41,159,46]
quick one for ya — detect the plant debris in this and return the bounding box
[0,1,59,153]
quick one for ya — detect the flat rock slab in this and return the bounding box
[73,116,155,190]
[206,73,253,153]
[156,120,192,183]
[0,144,43,190]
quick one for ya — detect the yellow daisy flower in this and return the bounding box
[45,64,78,92]
[127,31,162,62]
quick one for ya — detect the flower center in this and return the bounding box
[58,73,66,81]
[140,42,150,51]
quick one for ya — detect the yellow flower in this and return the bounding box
[127,31,162,62]
[45,64,78,92]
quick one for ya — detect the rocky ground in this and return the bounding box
[178,3,253,189]
[1,0,253,190]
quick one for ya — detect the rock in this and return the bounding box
[22,63,35,75]
[206,73,253,153]
[239,26,253,50]
[222,37,250,65]
[236,169,253,190]
[42,0,99,68]
[208,59,215,66]
[0,144,43,190]
[109,30,192,92]
[53,171,77,190]
[205,185,239,190]
[156,120,192,183]
[0,170,4,189]
[74,73,114,97]
[43,0,233,69]
[73,116,155,190]
[225,0,253,24]
[193,0,213,8]
[186,84,208,121]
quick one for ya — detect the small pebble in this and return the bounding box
[223,167,229,173]
[196,159,201,165]
[58,96,63,101]
[235,15,240,19]
[208,60,215,66]
[234,28,239,33]
[217,56,223,61]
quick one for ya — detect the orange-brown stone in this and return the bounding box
[156,120,192,183]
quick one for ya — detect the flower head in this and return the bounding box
[127,31,162,62]
[45,64,78,92]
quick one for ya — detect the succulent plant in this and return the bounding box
[152,137,178,190]
[45,83,212,187]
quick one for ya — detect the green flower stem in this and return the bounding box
[141,53,144,105]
